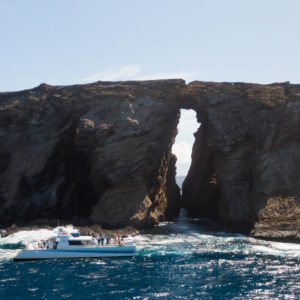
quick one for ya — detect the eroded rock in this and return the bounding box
[0,80,183,228]
[1,79,300,242]
[180,81,300,241]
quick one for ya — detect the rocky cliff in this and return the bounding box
[0,80,183,228]
[0,80,299,241]
[180,81,300,241]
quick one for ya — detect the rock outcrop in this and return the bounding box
[180,81,300,241]
[0,80,183,228]
[1,79,299,241]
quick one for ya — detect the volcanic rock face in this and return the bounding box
[180,82,300,241]
[0,80,183,228]
[1,79,299,241]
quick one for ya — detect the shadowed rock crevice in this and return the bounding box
[182,122,220,220]
[165,154,181,219]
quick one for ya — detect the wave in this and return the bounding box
[0,220,299,263]
[0,229,53,263]
[124,219,300,259]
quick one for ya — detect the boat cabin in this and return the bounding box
[46,227,98,249]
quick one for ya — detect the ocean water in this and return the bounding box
[0,212,299,300]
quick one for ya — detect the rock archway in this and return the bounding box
[0,79,299,241]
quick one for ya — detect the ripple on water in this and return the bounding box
[0,217,299,299]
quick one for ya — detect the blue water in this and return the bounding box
[0,212,299,299]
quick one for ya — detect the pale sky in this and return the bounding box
[172,110,199,176]
[1,0,299,175]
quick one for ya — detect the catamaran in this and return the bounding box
[14,226,136,261]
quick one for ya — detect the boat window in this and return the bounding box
[68,240,83,245]
[82,240,95,245]
[71,232,80,237]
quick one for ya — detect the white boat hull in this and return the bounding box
[14,246,136,261]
